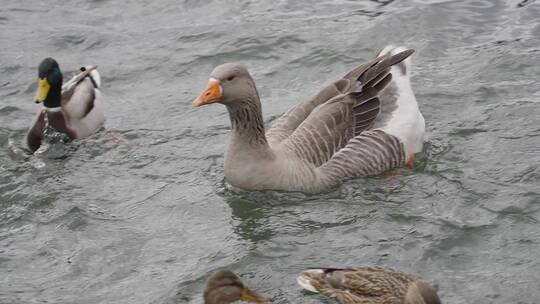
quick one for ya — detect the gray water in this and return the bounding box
[1,0,540,303]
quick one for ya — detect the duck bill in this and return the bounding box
[240,288,268,303]
[35,78,50,103]
[192,78,222,107]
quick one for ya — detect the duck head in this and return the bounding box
[203,270,267,304]
[35,57,63,108]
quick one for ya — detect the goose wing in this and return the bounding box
[265,50,413,147]
[278,50,413,166]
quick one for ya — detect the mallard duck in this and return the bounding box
[203,267,440,304]
[192,46,424,194]
[204,270,268,304]
[297,267,441,304]
[23,57,105,153]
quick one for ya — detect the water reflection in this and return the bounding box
[224,191,278,244]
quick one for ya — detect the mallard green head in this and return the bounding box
[203,270,267,304]
[35,57,63,108]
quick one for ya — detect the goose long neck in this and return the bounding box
[226,98,268,148]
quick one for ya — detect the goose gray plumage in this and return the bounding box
[193,46,425,194]
[23,58,105,153]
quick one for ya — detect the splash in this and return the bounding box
[34,109,70,159]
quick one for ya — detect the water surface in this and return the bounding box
[1,0,540,303]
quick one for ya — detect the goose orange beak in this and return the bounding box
[193,78,222,107]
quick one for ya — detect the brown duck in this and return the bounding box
[203,267,440,304]
[204,270,268,304]
[23,58,105,153]
[193,46,425,194]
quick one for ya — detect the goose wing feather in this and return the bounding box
[265,49,413,145]
[279,50,407,165]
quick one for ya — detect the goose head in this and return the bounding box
[193,63,259,107]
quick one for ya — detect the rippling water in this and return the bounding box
[1,0,540,303]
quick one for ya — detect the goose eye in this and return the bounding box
[227,76,235,81]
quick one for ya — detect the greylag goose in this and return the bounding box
[23,58,105,153]
[203,267,440,304]
[193,46,424,193]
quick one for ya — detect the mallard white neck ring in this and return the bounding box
[43,106,62,112]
